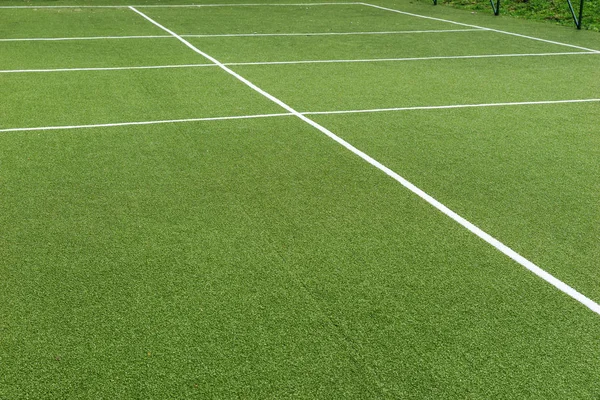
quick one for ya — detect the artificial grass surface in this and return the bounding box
[233,54,600,111]
[2,0,600,398]
[312,103,600,301]
[0,68,281,128]
[184,30,571,63]
[0,38,206,70]
[0,7,164,38]
[417,0,600,31]
[2,118,600,398]
[139,3,463,34]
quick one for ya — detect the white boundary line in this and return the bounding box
[181,28,485,37]
[360,2,600,53]
[226,51,597,65]
[0,113,292,133]
[143,7,600,315]
[2,51,596,74]
[0,2,360,8]
[0,35,172,42]
[0,63,216,74]
[303,98,600,115]
[0,30,482,41]
[3,98,600,133]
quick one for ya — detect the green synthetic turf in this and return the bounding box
[184,30,572,63]
[0,68,280,128]
[0,7,165,38]
[0,38,206,70]
[311,103,600,302]
[1,1,600,398]
[139,4,462,34]
[2,118,600,399]
[233,55,600,110]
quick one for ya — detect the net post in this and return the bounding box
[490,0,501,15]
[567,0,585,29]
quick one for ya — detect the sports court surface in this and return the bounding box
[1,0,599,398]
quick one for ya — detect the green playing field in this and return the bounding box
[1,1,599,398]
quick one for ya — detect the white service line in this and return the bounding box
[0,63,216,74]
[3,98,600,133]
[0,113,292,133]
[0,29,481,42]
[2,51,596,74]
[0,35,172,42]
[182,28,484,37]
[226,51,596,66]
[0,35,173,42]
[128,6,600,316]
[304,98,600,115]
[360,2,600,53]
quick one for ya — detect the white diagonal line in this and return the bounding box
[360,2,600,53]
[129,6,600,315]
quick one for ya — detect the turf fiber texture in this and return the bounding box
[1,0,600,398]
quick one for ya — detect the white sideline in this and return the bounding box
[0,29,482,42]
[361,3,600,53]
[2,51,596,74]
[3,98,600,133]
[130,6,600,316]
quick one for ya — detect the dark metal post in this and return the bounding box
[567,0,585,29]
[490,0,501,15]
[577,0,585,29]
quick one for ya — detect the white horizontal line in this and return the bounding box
[0,113,292,133]
[303,98,600,115]
[0,63,216,74]
[0,35,172,42]
[0,29,484,42]
[147,2,361,6]
[2,51,595,74]
[225,51,596,66]
[2,98,599,133]
[181,28,484,37]
[0,2,360,8]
